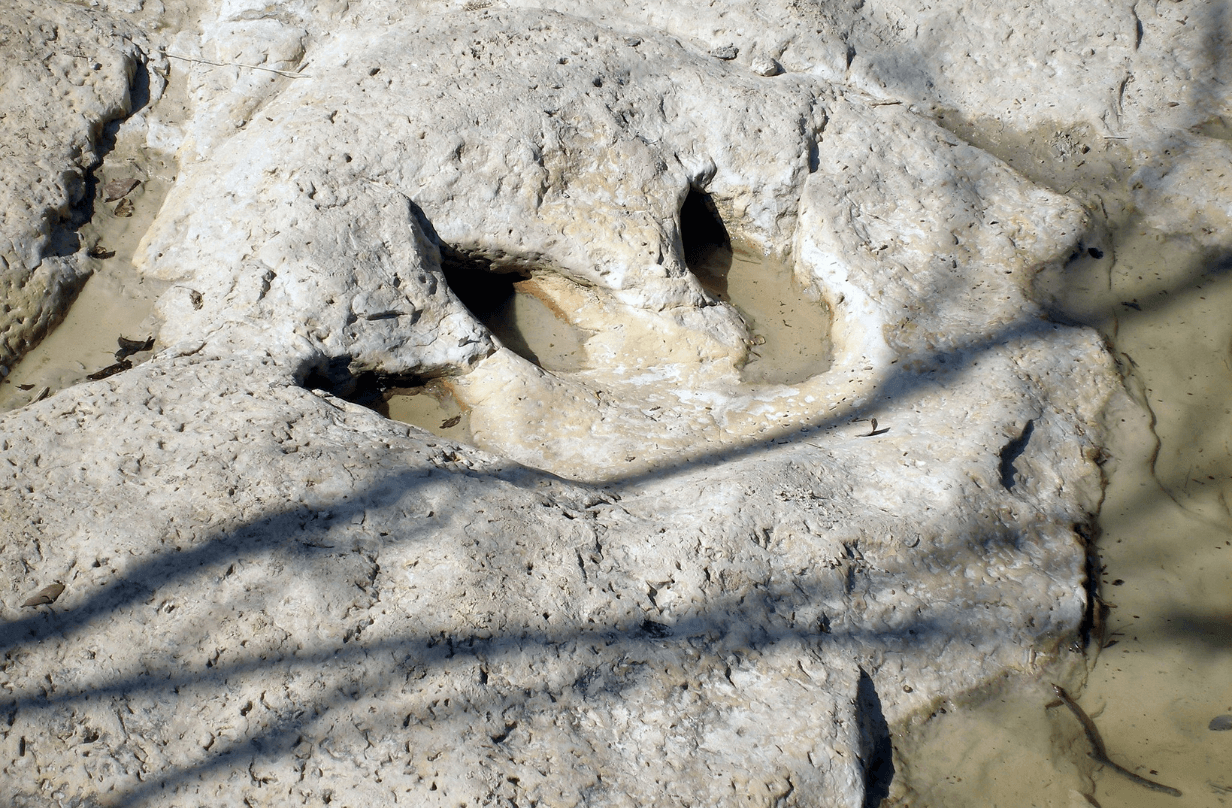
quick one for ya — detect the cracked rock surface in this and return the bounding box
[1,0,1202,805]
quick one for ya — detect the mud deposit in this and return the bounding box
[690,243,831,386]
[892,214,1232,808]
[0,145,172,410]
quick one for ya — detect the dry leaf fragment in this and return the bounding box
[88,243,115,259]
[115,335,155,361]
[440,415,461,429]
[103,177,140,202]
[117,335,154,352]
[114,198,135,217]
[86,359,132,381]
[22,582,65,607]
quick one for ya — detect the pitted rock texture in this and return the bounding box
[0,1,1159,807]
[0,0,158,373]
[139,10,1103,480]
[0,357,880,806]
[140,10,830,368]
[0,350,1099,807]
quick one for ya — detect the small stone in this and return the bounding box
[710,44,738,60]
[102,177,140,202]
[751,56,782,77]
[1210,715,1232,731]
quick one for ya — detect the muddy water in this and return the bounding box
[892,225,1232,806]
[384,247,833,437]
[0,146,173,411]
[690,243,832,385]
[0,51,195,411]
[381,278,585,437]
[379,380,472,442]
[1062,229,1232,807]
[486,280,587,373]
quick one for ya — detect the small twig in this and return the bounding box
[161,50,308,79]
[1050,685,1182,798]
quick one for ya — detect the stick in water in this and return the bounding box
[1050,684,1182,798]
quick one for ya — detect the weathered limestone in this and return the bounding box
[1,355,875,805]
[0,0,160,374]
[139,11,831,370]
[6,0,1215,805]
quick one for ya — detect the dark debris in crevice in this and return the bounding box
[998,419,1034,491]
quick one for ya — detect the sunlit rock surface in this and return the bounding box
[0,0,159,374]
[4,0,1222,805]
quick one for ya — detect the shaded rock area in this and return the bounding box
[3,0,1226,806]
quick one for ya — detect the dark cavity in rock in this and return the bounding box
[680,187,731,276]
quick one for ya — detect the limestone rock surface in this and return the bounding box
[0,1,1163,806]
[0,0,160,373]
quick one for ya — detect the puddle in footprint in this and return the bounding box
[690,242,832,386]
[380,254,587,438]
[485,280,586,373]
[438,253,587,373]
[0,144,174,411]
[379,380,471,442]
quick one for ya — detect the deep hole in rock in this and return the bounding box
[301,355,359,398]
[680,189,832,386]
[439,247,522,321]
[680,187,731,271]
